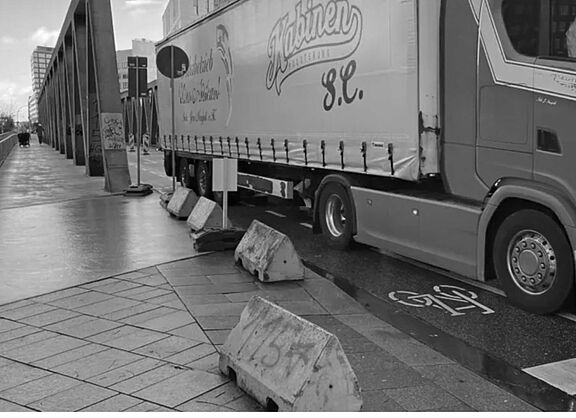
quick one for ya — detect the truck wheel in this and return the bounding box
[179,160,193,189]
[163,151,173,176]
[493,209,574,314]
[195,160,212,198]
[319,183,354,250]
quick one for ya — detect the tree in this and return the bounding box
[0,113,15,133]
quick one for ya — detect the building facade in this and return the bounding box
[162,0,234,38]
[29,46,55,124]
[116,39,157,93]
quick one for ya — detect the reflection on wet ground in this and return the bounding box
[0,137,109,210]
[0,141,197,305]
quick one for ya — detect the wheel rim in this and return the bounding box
[325,195,347,238]
[179,164,187,186]
[506,229,557,295]
[197,164,209,196]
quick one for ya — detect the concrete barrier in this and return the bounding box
[187,197,232,232]
[235,220,304,283]
[219,296,362,412]
[167,187,199,219]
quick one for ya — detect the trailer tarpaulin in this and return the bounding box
[157,0,436,181]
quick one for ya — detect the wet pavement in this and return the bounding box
[0,140,196,305]
[0,136,109,211]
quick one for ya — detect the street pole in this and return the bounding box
[136,65,141,187]
[223,158,229,230]
[124,56,152,197]
[171,47,176,193]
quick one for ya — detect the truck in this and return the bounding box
[156,0,576,314]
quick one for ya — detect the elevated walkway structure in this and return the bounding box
[37,0,131,193]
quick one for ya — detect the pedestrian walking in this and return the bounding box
[36,124,45,145]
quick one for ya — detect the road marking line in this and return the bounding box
[300,223,313,230]
[374,248,507,297]
[524,359,576,396]
[558,313,576,323]
[239,202,256,208]
[265,210,287,218]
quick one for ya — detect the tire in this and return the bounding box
[179,159,193,189]
[493,209,574,314]
[163,151,173,176]
[195,160,212,198]
[318,183,354,250]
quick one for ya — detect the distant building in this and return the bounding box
[116,39,157,93]
[162,0,234,38]
[28,96,36,125]
[29,46,55,124]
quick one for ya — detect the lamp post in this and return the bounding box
[15,105,28,129]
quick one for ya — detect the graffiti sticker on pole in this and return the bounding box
[389,285,495,317]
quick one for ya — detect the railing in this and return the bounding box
[0,132,17,168]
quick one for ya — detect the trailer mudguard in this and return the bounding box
[477,178,576,282]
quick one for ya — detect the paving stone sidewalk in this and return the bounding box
[0,252,538,412]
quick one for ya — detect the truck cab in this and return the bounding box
[443,0,576,313]
[353,0,576,314]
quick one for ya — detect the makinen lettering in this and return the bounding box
[266,0,363,95]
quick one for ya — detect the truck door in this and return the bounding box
[476,0,536,188]
[532,0,576,204]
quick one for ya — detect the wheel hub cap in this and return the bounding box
[325,195,346,238]
[507,231,557,295]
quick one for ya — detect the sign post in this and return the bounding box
[213,158,238,230]
[156,45,190,193]
[125,56,153,197]
[192,158,245,252]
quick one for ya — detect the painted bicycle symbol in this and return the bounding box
[389,285,495,317]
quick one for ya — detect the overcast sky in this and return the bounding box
[0,0,166,120]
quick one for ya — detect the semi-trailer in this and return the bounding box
[156,0,576,314]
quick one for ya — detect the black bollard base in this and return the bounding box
[192,228,246,252]
[125,184,153,197]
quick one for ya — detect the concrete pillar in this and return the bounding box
[57,53,72,159]
[85,8,105,177]
[73,14,93,176]
[65,36,85,166]
[54,64,63,153]
[87,0,131,192]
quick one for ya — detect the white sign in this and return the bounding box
[389,285,495,317]
[213,158,238,192]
